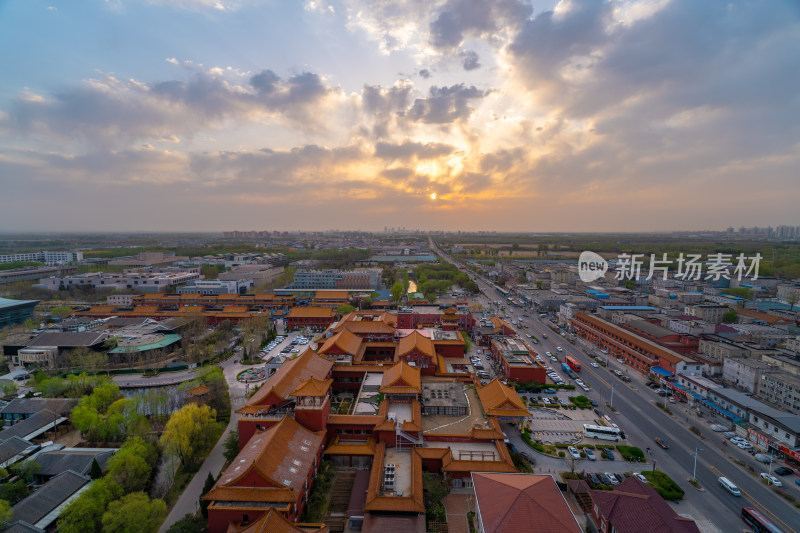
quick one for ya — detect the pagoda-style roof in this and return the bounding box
[397,330,436,358]
[477,379,529,418]
[290,377,332,398]
[380,361,421,395]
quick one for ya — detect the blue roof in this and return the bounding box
[721,294,744,300]
[650,366,673,377]
[0,297,39,310]
[699,398,743,423]
[599,306,656,311]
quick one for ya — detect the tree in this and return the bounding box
[723,309,738,323]
[90,458,103,479]
[160,404,219,467]
[101,492,167,533]
[166,514,209,533]
[200,472,215,518]
[58,478,123,533]
[1,381,17,397]
[10,460,40,483]
[390,282,404,303]
[0,499,11,529]
[336,304,355,315]
[107,449,151,493]
[50,306,73,320]
[223,430,240,463]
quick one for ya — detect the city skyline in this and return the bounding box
[1,0,799,232]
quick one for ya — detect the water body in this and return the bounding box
[121,385,188,416]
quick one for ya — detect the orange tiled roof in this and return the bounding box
[288,307,336,318]
[314,290,350,300]
[238,348,333,411]
[290,377,332,398]
[187,384,211,396]
[397,330,436,358]
[318,328,364,356]
[490,316,515,333]
[736,307,794,325]
[206,415,324,503]
[380,361,421,394]
[226,508,328,533]
[477,379,528,417]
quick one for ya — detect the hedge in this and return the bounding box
[642,470,685,501]
[616,445,645,462]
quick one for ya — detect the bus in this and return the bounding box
[583,424,621,441]
[740,507,786,533]
[565,355,581,372]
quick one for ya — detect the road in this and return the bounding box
[432,242,800,533]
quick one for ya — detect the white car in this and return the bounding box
[738,442,754,450]
[633,473,648,483]
[590,362,599,368]
[568,446,580,459]
[556,346,563,352]
[581,385,590,392]
[760,473,781,486]
[575,379,584,385]
[604,473,620,485]
[546,352,552,357]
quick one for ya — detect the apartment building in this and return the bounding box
[0,251,83,265]
[760,373,800,415]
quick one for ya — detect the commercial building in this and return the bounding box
[39,269,201,292]
[0,297,39,329]
[292,269,382,291]
[0,251,83,265]
[176,279,253,295]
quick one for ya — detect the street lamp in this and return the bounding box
[610,384,616,408]
[691,448,701,481]
[768,449,775,476]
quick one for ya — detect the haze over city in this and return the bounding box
[1,0,798,232]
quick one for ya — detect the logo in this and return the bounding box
[578,251,608,282]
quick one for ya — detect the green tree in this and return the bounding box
[90,458,103,479]
[58,478,123,533]
[1,381,17,397]
[107,449,151,493]
[0,499,12,529]
[723,309,738,323]
[336,304,355,315]
[391,282,404,303]
[101,492,167,533]
[166,514,209,533]
[223,430,240,463]
[49,306,73,320]
[200,472,215,518]
[10,460,40,483]
[160,404,219,467]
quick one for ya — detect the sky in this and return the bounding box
[1,0,798,233]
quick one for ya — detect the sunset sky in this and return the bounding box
[1,0,798,232]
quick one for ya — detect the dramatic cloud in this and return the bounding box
[407,84,491,124]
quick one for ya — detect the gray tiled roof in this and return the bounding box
[11,470,90,526]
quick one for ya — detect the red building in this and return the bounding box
[489,336,546,384]
[204,415,326,533]
[396,305,476,331]
[286,307,337,331]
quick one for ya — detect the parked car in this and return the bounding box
[588,473,601,485]
[602,448,614,460]
[774,467,794,476]
[754,454,774,463]
[585,449,596,461]
[590,400,598,407]
[568,446,580,460]
[633,473,648,483]
[604,472,620,485]
[738,442,754,450]
[590,362,599,368]
[599,474,613,485]
[544,388,557,394]
[654,437,669,449]
[760,473,782,487]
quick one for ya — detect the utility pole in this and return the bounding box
[610,384,616,408]
[692,448,701,481]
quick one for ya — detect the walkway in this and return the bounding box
[443,493,473,533]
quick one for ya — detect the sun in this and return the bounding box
[430,192,437,200]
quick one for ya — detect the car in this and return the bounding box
[590,400,598,407]
[604,473,619,485]
[546,352,552,357]
[599,474,613,485]
[738,442,754,450]
[590,362,599,368]
[581,385,590,392]
[556,346,563,352]
[585,449,596,461]
[544,388,557,394]
[729,436,746,445]
[723,431,738,439]
[559,399,568,406]
[602,448,614,460]
[668,397,676,403]
[760,473,782,487]
[617,358,625,364]
[654,437,669,449]
[568,446,580,459]
[526,334,532,338]
[633,473,648,483]
[588,473,601,485]
[774,467,794,476]
[575,378,584,384]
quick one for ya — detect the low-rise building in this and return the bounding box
[759,372,800,415]
[488,336,545,384]
[176,279,252,295]
[722,357,778,393]
[684,304,728,324]
[286,307,337,331]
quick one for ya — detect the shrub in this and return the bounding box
[642,470,684,501]
[558,451,566,458]
[616,445,644,462]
